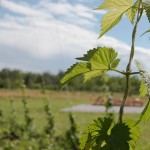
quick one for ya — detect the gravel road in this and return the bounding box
[62,104,144,113]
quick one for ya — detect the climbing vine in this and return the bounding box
[61,0,150,149]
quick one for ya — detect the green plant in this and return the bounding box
[44,103,54,137]
[20,79,26,97]
[60,0,150,149]
[66,113,80,150]
[22,98,34,135]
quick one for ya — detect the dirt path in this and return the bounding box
[62,104,144,113]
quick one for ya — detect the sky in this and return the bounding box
[0,0,150,74]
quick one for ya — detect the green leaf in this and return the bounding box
[125,5,138,24]
[111,58,121,69]
[143,0,150,22]
[89,47,120,70]
[138,100,150,123]
[96,0,139,37]
[60,62,90,86]
[61,47,120,86]
[76,48,98,61]
[125,120,141,149]
[145,8,150,22]
[136,60,150,122]
[96,0,133,10]
[141,28,150,36]
[139,80,148,98]
[84,70,106,82]
[136,60,150,97]
[80,117,113,150]
[80,118,140,150]
[107,120,140,150]
[100,9,123,37]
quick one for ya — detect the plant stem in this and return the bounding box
[111,69,140,76]
[129,72,140,75]
[118,1,143,123]
[111,69,126,75]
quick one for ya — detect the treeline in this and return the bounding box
[0,68,140,94]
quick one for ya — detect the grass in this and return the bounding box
[0,89,150,149]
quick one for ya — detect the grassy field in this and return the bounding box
[0,89,149,149]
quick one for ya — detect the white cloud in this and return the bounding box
[1,0,51,18]
[0,0,149,72]
[0,0,100,59]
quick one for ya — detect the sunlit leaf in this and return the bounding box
[143,0,150,22]
[80,118,140,150]
[136,60,150,122]
[60,62,90,86]
[139,80,148,98]
[100,9,123,37]
[80,117,113,150]
[61,47,120,86]
[95,0,139,37]
[84,70,106,82]
[89,47,120,70]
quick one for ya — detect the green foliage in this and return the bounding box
[0,68,141,94]
[141,0,150,36]
[0,98,80,150]
[61,47,120,86]
[80,117,113,150]
[22,98,34,133]
[60,0,147,148]
[44,103,54,136]
[138,100,150,123]
[143,0,150,22]
[61,62,90,86]
[135,61,150,95]
[80,118,140,150]
[136,61,150,122]
[66,113,80,150]
[141,28,150,36]
[139,80,148,98]
[95,0,139,37]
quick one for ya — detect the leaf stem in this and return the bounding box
[118,1,143,123]
[111,69,140,76]
[111,69,126,75]
[129,72,140,75]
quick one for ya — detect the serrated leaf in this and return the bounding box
[139,80,148,98]
[141,28,150,36]
[143,0,150,22]
[145,8,150,22]
[136,60,150,122]
[138,99,150,123]
[89,47,120,70]
[96,0,139,37]
[60,62,90,86]
[96,0,133,10]
[84,70,106,82]
[76,48,97,61]
[61,47,120,86]
[125,120,141,149]
[111,58,121,69]
[80,118,140,150]
[100,9,123,37]
[107,120,140,150]
[136,60,150,96]
[80,117,113,150]
[108,124,130,149]
[125,6,137,24]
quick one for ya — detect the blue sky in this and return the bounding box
[0,0,150,74]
